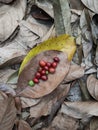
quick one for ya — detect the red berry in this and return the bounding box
[38,67,43,73]
[46,62,52,67]
[35,72,41,79]
[41,70,46,75]
[44,66,49,70]
[33,78,39,83]
[49,68,55,73]
[53,57,60,62]
[41,75,48,81]
[52,62,57,68]
[39,60,46,67]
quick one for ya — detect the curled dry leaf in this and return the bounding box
[17,120,32,130]
[81,0,98,14]
[0,91,16,130]
[30,84,70,118]
[42,113,79,130]
[61,101,98,119]
[87,75,98,100]
[17,50,70,98]
[65,64,84,83]
[0,0,13,3]
[0,0,26,43]
[20,97,40,108]
[0,83,16,96]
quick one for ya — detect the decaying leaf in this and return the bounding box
[0,83,16,96]
[30,84,70,118]
[35,0,54,18]
[0,0,26,43]
[0,41,26,67]
[69,0,84,10]
[42,113,79,130]
[81,0,98,14]
[64,64,84,83]
[0,0,13,3]
[90,117,98,130]
[17,50,70,98]
[19,34,76,74]
[52,0,71,35]
[87,75,98,100]
[20,97,40,108]
[61,101,98,119]
[0,91,16,130]
[17,120,32,130]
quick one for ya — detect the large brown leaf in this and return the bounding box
[87,75,98,100]
[81,0,98,14]
[0,0,26,43]
[0,91,16,130]
[61,101,98,119]
[17,50,70,98]
[42,113,79,130]
[30,83,70,118]
[18,120,32,130]
[64,64,84,83]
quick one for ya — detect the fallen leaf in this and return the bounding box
[19,34,76,74]
[53,0,71,35]
[42,113,79,130]
[64,64,84,83]
[87,75,98,100]
[30,5,53,21]
[30,84,70,118]
[61,101,98,119]
[7,70,18,85]
[81,0,98,14]
[90,117,98,130]
[17,50,70,98]
[0,83,16,96]
[0,0,26,43]
[0,91,16,130]
[18,120,32,130]
[0,41,26,67]
[20,97,40,108]
[69,0,84,10]
[0,67,16,83]
[0,0,13,3]
[36,0,54,18]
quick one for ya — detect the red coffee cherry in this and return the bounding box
[33,78,39,83]
[41,75,48,81]
[39,60,46,67]
[52,62,57,68]
[49,68,55,73]
[53,57,60,62]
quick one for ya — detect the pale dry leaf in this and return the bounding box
[0,41,26,67]
[0,83,16,96]
[81,0,98,14]
[87,75,98,100]
[80,10,93,58]
[42,113,79,130]
[18,120,32,130]
[64,64,84,83]
[0,0,13,3]
[90,117,98,130]
[69,0,84,10]
[0,0,26,43]
[0,91,16,130]
[61,101,98,119]
[36,0,54,18]
[0,67,16,83]
[30,84,70,118]
[20,97,40,108]
[17,50,70,98]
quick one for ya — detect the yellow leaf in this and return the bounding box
[19,34,76,74]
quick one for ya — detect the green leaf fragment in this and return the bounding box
[28,80,35,87]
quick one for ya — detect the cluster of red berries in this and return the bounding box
[28,57,60,87]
